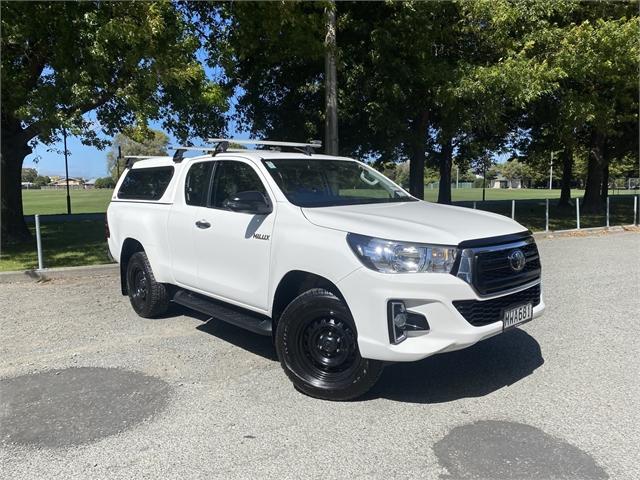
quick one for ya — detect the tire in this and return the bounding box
[126,251,169,318]
[275,288,384,401]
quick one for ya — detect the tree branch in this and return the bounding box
[21,90,111,141]
[21,39,48,93]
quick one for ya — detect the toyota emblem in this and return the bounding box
[508,249,526,272]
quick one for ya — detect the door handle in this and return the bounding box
[195,220,211,229]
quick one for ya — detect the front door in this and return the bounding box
[194,159,276,310]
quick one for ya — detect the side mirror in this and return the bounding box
[223,191,272,215]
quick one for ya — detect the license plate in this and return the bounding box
[502,303,533,330]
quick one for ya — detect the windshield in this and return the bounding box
[262,159,416,208]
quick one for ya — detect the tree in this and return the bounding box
[106,130,170,179]
[206,2,326,143]
[1,1,229,244]
[94,177,116,189]
[21,168,37,183]
[512,3,638,211]
[340,1,579,203]
[499,159,526,188]
[212,2,527,202]
[338,2,461,199]
[555,13,638,212]
[324,2,338,155]
[33,175,50,187]
[208,0,636,210]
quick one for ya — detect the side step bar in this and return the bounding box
[172,290,272,336]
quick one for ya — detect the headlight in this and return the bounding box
[347,233,458,273]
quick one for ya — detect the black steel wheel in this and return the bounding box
[275,288,383,400]
[126,251,169,318]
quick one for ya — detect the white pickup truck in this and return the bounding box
[107,139,544,400]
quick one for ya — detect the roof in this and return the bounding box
[51,177,82,184]
[128,149,356,169]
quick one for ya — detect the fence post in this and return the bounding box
[545,198,549,232]
[635,195,638,226]
[473,201,477,210]
[35,214,44,271]
[606,197,610,228]
[511,200,515,220]
[576,198,580,229]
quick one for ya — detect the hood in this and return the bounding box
[301,201,527,245]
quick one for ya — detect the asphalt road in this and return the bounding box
[1,231,639,479]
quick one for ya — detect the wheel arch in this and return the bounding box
[271,270,346,333]
[120,238,145,295]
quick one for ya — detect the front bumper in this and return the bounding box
[337,267,545,362]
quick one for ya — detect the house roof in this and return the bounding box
[51,178,82,185]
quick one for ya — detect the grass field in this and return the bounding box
[22,187,637,215]
[422,187,636,202]
[22,189,114,215]
[4,187,636,272]
[0,221,110,272]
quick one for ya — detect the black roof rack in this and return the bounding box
[170,146,220,162]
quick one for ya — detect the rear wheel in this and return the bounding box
[126,251,169,318]
[275,288,383,401]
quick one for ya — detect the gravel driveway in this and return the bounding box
[1,231,639,479]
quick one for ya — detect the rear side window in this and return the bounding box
[118,167,174,200]
[185,161,213,206]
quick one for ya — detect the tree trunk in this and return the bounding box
[409,112,429,199]
[324,2,338,156]
[600,158,609,202]
[558,146,573,207]
[582,134,605,213]
[1,121,33,246]
[437,137,453,204]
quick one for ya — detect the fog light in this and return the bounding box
[387,300,429,344]
[393,308,407,329]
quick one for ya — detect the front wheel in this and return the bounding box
[275,288,383,401]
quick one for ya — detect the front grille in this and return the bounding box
[453,284,541,327]
[473,239,541,295]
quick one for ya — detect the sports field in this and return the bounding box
[4,186,636,272]
[422,187,636,202]
[21,187,637,215]
[22,189,114,215]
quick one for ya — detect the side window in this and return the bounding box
[185,161,213,206]
[118,166,174,200]
[210,161,268,209]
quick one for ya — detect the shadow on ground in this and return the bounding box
[1,367,170,448]
[176,306,278,362]
[434,420,608,479]
[176,305,542,404]
[368,328,543,404]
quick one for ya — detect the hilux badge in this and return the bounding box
[508,249,526,272]
[253,233,270,241]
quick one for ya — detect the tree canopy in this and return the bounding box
[2,1,637,245]
[106,130,170,179]
[1,1,229,244]
[208,1,638,207]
